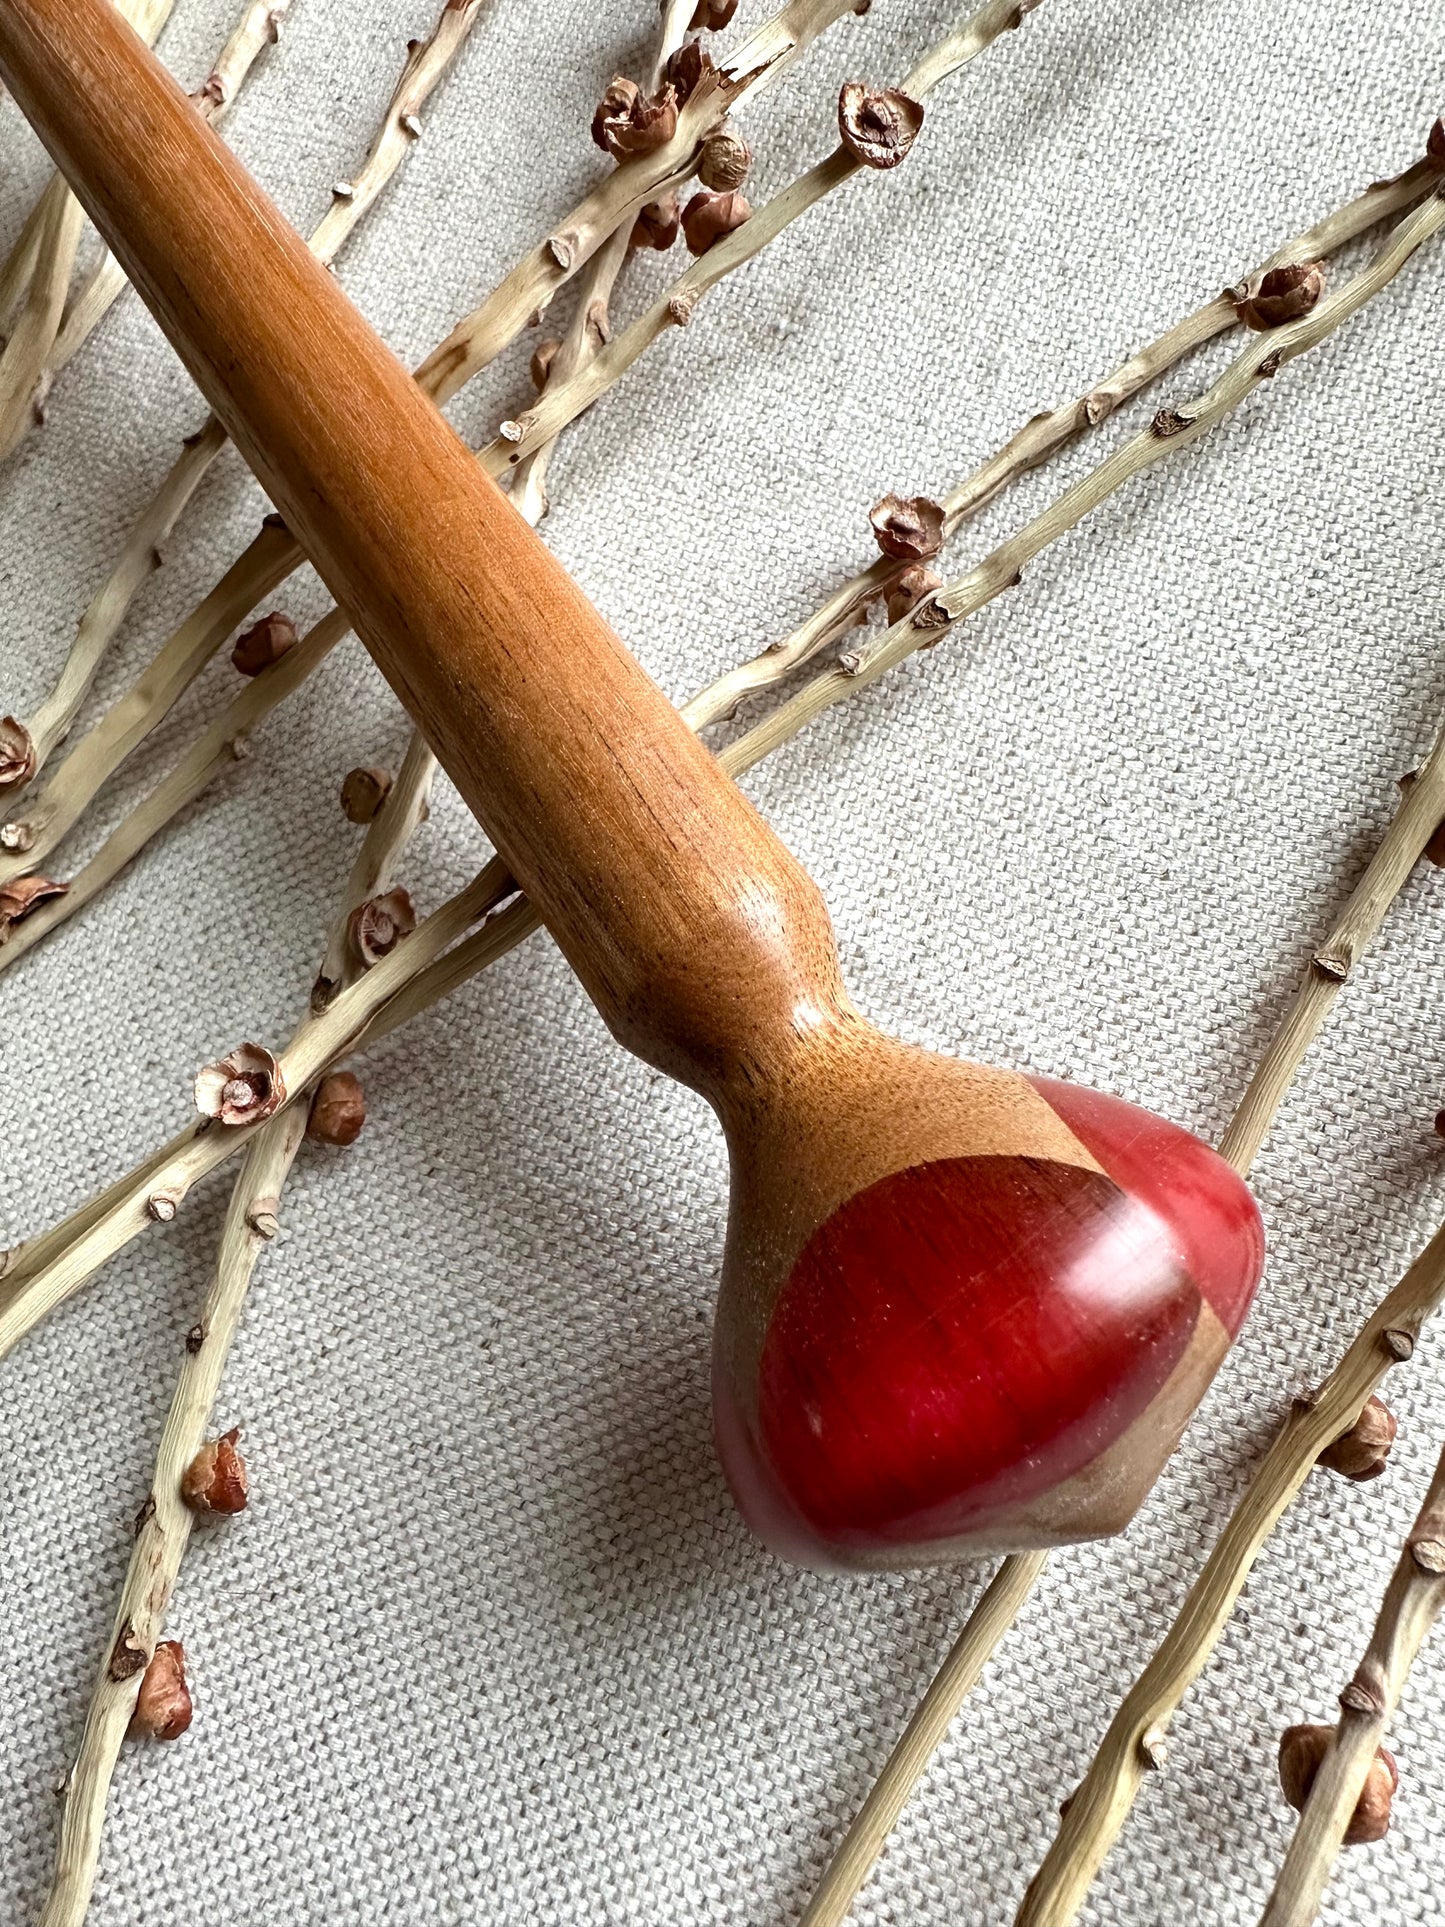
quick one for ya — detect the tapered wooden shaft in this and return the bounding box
[0,0,842,1102]
[0,0,1269,1571]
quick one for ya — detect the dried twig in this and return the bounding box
[1257,1441,1445,1927]
[0,185,85,455]
[0,0,178,457]
[730,187,1445,775]
[0,0,486,801]
[32,675,446,1923]
[501,0,693,521]
[0,603,350,972]
[495,0,1046,472]
[36,1108,306,1927]
[412,0,862,399]
[288,0,487,274]
[509,225,632,526]
[683,155,1440,732]
[794,1554,1050,1927]
[7,418,231,797]
[26,0,294,439]
[313,730,437,995]
[0,176,65,337]
[0,519,299,866]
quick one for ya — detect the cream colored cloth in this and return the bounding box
[2,1,1444,1921]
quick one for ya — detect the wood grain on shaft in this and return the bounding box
[0,0,843,1100]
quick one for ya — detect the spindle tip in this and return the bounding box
[714,1063,1263,1570]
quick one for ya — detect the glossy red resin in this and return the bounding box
[732,1082,1264,1564]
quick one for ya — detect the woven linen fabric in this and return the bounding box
[2,0,1444,1921]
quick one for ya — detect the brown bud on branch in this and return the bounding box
[1277,1723,1398,1844]
[838,81,925,169]
[1317,1395,1398,1482]
[0,872,69,938]
[0,715,36,792]
[128,1641,193,1742]
[339,766,394,824]
[194,1043,287,1128]
[663,40,714,105]
[698,126,752,192]
[690,0,737,27]
[182,1428,249,1515]
[681,188,752,256]
[1428,117,1445,169]
[1236,261,1325,331]
[631,194,681,252]
[886,564,944,626]
[347,887,416,967]
[869,493,946,561]
[590,75,678,160]
[231,611,298,676]
[307,1070,368,1146]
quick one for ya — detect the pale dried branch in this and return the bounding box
[36,1106,307,1927]
[0,184,85,456]
[683,153,1441,732]
[1219,722,1445,1171]
[40,0,296,403]
[1257,1441,1445,1927]
[0,603,349,975]
[0,518,300,870]
[795,1554,1050,1927]
[29,456,469,1920]
[0,0,487,803]
[294,0,488,274]
[413,0,862,398]
[0,857,510,1355]
[494,0,1044,476]
[0,175,65,337]
[0,0,178,457]
[652,0,698,90]
[730,187,1445,777]
[314,727,437,996]
[11,417,230,790]
[508,222,631,526]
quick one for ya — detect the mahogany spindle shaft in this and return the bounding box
[0,0,1266,1572]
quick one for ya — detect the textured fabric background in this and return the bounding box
[1,2,1443,1922]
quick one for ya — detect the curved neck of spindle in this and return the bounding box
[0,0,854,1103]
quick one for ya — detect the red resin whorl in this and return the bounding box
[719,1079,1264,1570]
